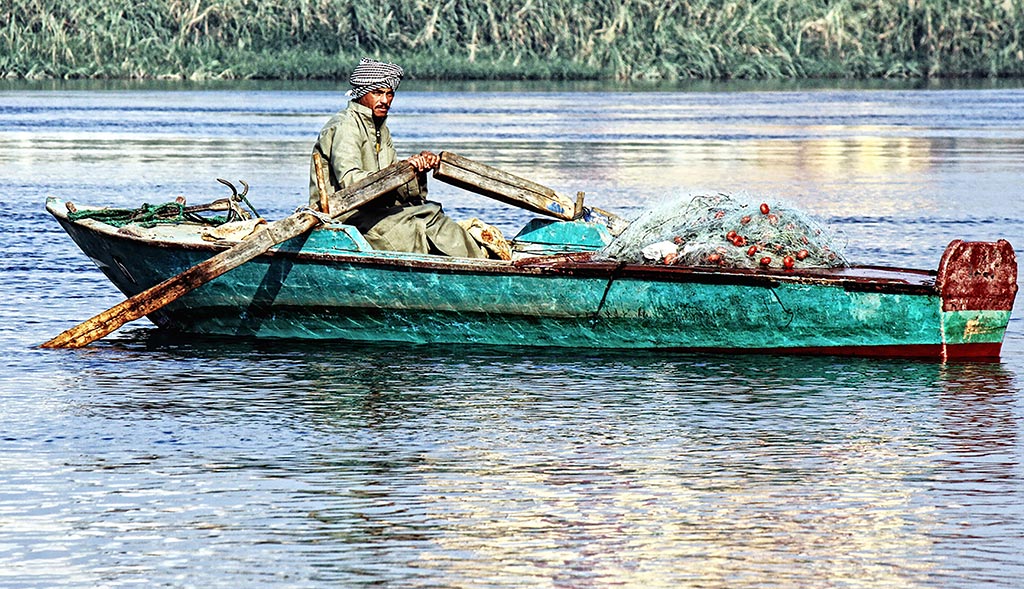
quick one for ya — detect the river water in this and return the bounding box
[1,80,1023,588]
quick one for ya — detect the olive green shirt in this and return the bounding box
[308,101,425,210]
[307,101,486,258]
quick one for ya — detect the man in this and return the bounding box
[309,57,488,258]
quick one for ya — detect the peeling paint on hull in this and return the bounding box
[48,201,1017,360]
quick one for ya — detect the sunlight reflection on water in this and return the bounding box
[1,82,1023,587]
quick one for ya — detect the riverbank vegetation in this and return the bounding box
[3,0,1022,81]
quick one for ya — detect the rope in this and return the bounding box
[68,202,232,228]
[294,206,334,225]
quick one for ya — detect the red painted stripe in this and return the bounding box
[940,342,1004,361]
[664,342,1003,361]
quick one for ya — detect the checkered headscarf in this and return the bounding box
[346,58,404,100]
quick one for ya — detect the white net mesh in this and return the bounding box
[599,192,847,269]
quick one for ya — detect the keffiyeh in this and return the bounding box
[346,58,404,100]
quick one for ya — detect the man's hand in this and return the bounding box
[406,150,440,173]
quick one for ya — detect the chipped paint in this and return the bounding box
[943,310,1013,344]
[46,198,1018,360]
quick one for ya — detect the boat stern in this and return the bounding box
[936,239,1018,360]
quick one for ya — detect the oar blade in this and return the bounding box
[433,151,577,220]
[41,213,319,349]
[432,152,630,234]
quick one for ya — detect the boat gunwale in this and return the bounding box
[49,201,939,297]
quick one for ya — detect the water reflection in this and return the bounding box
[28,336,1019,585]
[929,363,1023,586]
[3,84,1024,587]
[3,86,1023,272]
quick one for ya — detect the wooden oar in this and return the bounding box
[42,162,416,349]
[432,151,630,235]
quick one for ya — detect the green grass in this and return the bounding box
[3,0,1023,80]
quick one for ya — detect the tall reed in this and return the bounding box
[2,0,1022,80]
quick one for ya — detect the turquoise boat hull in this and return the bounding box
[46,198,1018,360]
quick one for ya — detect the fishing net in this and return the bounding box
[68,201,248,228]
[68,179,262,229]
[69,202,192,228]
[598,192,847,269]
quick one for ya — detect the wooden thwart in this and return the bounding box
[42,162,416,349]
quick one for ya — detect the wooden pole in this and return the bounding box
[432,151,629,234]
[313,151,330,215]
[42,213,318,349]
[433,151,577,219]
[325,162,416,216]
[42,161,416,349]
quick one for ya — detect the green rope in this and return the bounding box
[68,202,229,228]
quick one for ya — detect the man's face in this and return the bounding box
[358,87,395,118]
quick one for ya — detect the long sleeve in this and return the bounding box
[308,102,425,209]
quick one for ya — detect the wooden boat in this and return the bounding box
[45,195,1018,360]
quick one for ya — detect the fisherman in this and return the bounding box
[309,57,488,258]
